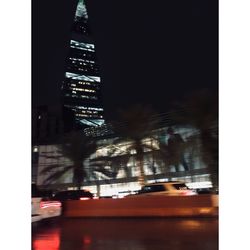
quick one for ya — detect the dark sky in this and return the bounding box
[32,0,218,120]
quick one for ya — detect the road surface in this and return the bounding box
[32,217,218,250]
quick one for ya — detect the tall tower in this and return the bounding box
[62,0,105,128]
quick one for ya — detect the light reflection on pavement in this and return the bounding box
[32,218,218,250]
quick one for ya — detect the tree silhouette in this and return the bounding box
[40,131,112,189]
[110,104,160,185]
[170,89,218,189]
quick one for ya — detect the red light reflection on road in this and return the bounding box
[83,235,92,245]
[33,229,60,250]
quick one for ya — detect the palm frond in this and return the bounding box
[43,165,73,184]
[39,164,64,175]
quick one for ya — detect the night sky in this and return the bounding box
[32,0,218,120]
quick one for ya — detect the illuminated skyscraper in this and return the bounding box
[62,0,105,127]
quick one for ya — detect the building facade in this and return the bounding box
[36,126,213,196]
[62,0,105,128]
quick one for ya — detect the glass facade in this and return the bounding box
[36,127,212,195]
[62,0,104,127]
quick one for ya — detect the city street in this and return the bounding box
[32,217,218,250]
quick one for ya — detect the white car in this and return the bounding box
[32,184,62,223]
[129,181,197,197]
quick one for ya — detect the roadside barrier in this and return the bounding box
[64,195,218,218]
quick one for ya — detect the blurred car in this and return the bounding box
[32,184,62,223]
[127,181,197,197]
[196,188,216,195]
[52,190,94,202]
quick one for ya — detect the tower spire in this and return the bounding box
[62,0,105,129]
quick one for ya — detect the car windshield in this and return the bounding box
[54,190,93,199]
[140,185,166,193]
[172,183,189,190]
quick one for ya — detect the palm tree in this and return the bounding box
[90,152,132,179]
[40,130,102,190]
[110,104,160,185]
[158,132,186,169]
[170,89,218,189]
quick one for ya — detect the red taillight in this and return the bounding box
[40,201,61,209]
[180,190,196,196]
[79,197,90,201]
